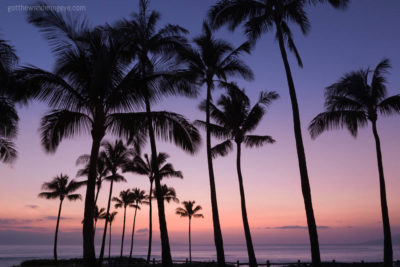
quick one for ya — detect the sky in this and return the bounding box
[0,0,400,249]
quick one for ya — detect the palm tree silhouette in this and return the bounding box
[94,205,106,235]
[124,152,183,262]
[155,184,180,204]
[127,188,148,258]
[179,22,253,266]
[99,140,131,262]
[38,174,82,261]
[309,59,400,266]
[176,201,204,263]
[100,211,118,261]
[208,1,349,265]
[76,154,110,206]
[112,1,201,265]
[197,83,278,266]
[0,38,19,163]
[21,6,198,265]
[112,189,134,257]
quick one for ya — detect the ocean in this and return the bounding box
[0,244,399,267]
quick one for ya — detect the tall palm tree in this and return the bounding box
[100,211,118,260]
[179,22,253,266]
[176,201,204,263]
[38,174,82,261]
[128,188,148,258]
[309,59,400,266]
[76,153,110,206]
[197,83,278,267]
[0,39,19,164]
[112,189,134,257]
[94,205,106,235]
[21,6,199,266]
[99,140,131,262]
[124,152,183,262]
[112,1,201,265]
[208,1,349,265]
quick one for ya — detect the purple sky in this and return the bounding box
[0,0,399,249]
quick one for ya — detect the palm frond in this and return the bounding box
[67,194,82,201]
[378,94,400,116]
[309,110,368,139]
[40,109,91,153]
[0,138,17,163]
[211,140,233,158]
[244,135,275,148]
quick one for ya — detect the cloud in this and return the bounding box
[25,204,39,209]
[265,225,331,230]
[136,228,148,234]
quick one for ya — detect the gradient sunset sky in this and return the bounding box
[0,0,399,250]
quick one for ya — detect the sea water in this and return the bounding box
[0,244,399,267]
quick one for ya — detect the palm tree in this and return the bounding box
[176,201,204,263]
[127,188,148,258]
[178,22,253,266]
[124,152,183,262]
[94,205,106,235]
[76,153,110,206]
[0,39,18,164]
[99,140,131,262]
[208,1,349,265]
[197,83,278,266]
[38,174,82,261]
[100,211,118,260]
[155,184,180,204]
[112,1,201,265]
[21,6,199,266]
[309,59,400,266]
[112,189,134,257]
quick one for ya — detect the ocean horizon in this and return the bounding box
[1,243,399,267]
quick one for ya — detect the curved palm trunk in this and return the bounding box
[188,217,192,263]
[83,134,103,267]
[120,206,127,257]
[236,142,257,267]
[145,97,173,266]
[206,83,225,266]
[109,223,112,260]
[129,205,138,258]
[53,199,63,261]
[99,178,115,264]
[146,180,153,263]
[276,24,321,266]
[371,121,393,266]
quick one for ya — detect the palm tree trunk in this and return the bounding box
[206,82,225,266]
[145,97,173,266]
[236,142,257,267]
[83,133,103,267]
[99,178,115,264]
[94,183,101,207]
[371,120,393,266]
[120,206,127,257]
[189,217,192,263]
[129,205,138,258]
[275,23,321,266]
[109,223,112,260]
[54,199,63,261]
[94,220,97,235]
[146,180,153,263]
